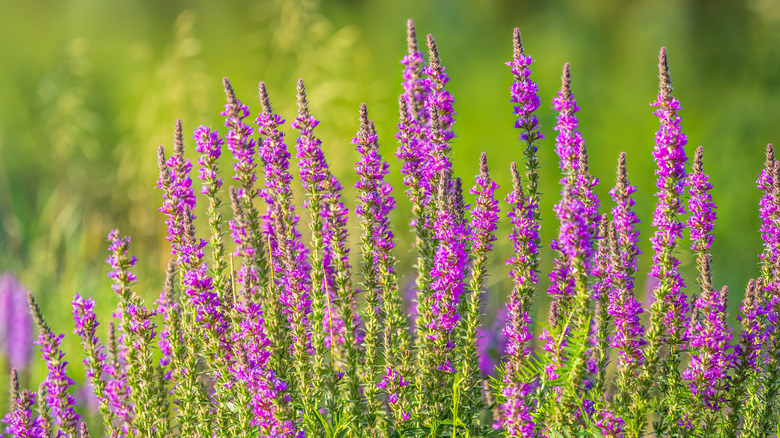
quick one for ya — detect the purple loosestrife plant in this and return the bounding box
[498,163,539,438]
[15,20,780,438]
[495,30,544,438]
[27,293,80,437]
[607,154,646,422]
[423,172,469,417]
[255,82,313,420]
[3,383,45,438]
[459,152,500,417]
[156,123,211,436]
[71,294,119,436]
[635,48,690,438]
[544,64,599,428]
[255,81,295,387]
[291,78,339,413]
[353,104,410,426]
[106,230,162,436]
[682,147,731,430]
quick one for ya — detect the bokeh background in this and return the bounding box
[2,0,780,420]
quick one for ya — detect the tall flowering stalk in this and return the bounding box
[255,82,295,388]
[255,83,313,415]
[193,125,230,302]
[744,160,780,436]
[633,47,690,438]
[106,230,163,436]
[354,104,403,428]
[724,278,766,435]
[27,293,79,437]
[758,144,778,283]
[459,152,500,418]
[71,294,118,436]
[496,30,544,437]
[498,162,539,438]
[606,153,646,424]
[544,64,598,426]
[291,78,335,409]
[156,122,213,435]
[423,171,469,417]
[508,28,543,206]
[2,381,45,438]
[223,79,269,300]
[547,64,588,311]
[682,146,731,423]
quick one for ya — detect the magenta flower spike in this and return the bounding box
[401,19,431,125]
[428,173,468,374]
[27,293,80,437]
[547,64,596,307]
[647,48,689,349]
[607,154,646,379]
[682,146,731,409]
[397,21,431,216]
[2,388,45,438]
[758,144,778,283]
[255,82,312,408]
[498,163,537,437]
[420,34,456,199]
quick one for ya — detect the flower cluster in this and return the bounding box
[6,21,780,438]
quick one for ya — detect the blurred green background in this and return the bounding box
[2,0,780,416]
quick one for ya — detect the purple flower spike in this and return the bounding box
[221,78,258,196]
[552,63,583,176]
[256,83,311,377]
[401,19,431,125]
[2,389,45,438]
[607,154,646,376]
[507,28,544,144]
[548,65,598,307]
[648,47,689,348]
[0,272,33,371]
[193,125,223,194]
[421,34,456,198]
[498,165,538,437]
[428,175,468,368]
[156,120,196,256]
[687,146,717,254]
[469,153,500,257]
[758,144,778,280]
[683,147,731,409]
[27,292,80,436]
